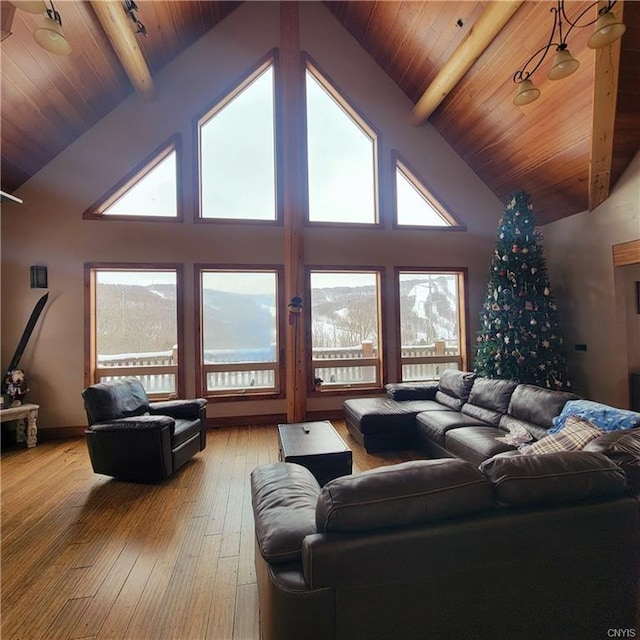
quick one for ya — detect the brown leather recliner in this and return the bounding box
[82,377,207,482]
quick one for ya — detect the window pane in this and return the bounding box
[99,373,176,394]
[202,270,278,363]
[306,70,376,224]
[314,365,377,386]
[95,270,178,392]
[104,152,177,217]
[399,273,460,355]
[396,167,449,227]
[207,370,275,392]
[401,362,459,382]
[200,66,276,220]
[310,271,379,362]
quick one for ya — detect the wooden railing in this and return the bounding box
[97,341,461,392]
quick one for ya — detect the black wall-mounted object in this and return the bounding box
[30,265,48,289]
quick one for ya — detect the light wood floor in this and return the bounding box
[1,421,420,640]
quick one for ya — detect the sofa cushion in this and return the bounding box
[172,418,202,447]
[444,426,517,465]
[315,459,493,533]
[519,416,604,456]
[480,451,626,507]
[501,384,579,436]
[343,398,449,436]
[415,411,487,446]
[82,377,150,425]
[385,382,438,401]
[461,378,518,426]
[251,463,321,564]
[435,370,477,411]
[550,399,640,434]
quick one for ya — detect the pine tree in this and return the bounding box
[473,190,571,390]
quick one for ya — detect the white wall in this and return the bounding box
[544,151,640,407]
[1,1,503,432]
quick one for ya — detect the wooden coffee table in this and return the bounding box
[278,420,352,486]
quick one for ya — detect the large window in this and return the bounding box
[199,269,281,396]
[198,62,276,221]
[305,65,378,224]
[395,157,461,228]
[87,266,181,395]
[309,270,382,390]
[397,270,466,381]
[84,139,180,220]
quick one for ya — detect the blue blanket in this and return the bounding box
[550,399,640,434]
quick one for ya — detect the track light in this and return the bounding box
[512,1,625,106]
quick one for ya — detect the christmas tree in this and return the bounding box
[473,190,571,390]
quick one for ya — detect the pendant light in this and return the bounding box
[33,0,70,56]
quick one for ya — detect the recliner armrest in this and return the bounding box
[149,399,206,420]
[149,398,207,420]
[88,415,175,432]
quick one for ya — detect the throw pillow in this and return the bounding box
[519,415,604,455]
[550,399,640,434]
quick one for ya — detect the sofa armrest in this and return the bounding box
[584,429,640,494]
[385,382,438,401]
[88,414,175,432]
[251,463,321,565]
[149,398,207,420]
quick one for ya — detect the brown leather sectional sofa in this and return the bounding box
[251,452,640,640]
[251,370,640,638]
[343,369,580,461]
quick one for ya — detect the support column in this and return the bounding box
[280,2,306,422]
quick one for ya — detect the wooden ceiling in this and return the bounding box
[1,1,638,224]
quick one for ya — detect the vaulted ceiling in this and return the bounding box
[1,1,638,224]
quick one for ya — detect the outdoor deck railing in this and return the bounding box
[97,341,460,391]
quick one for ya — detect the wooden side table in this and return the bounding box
[0,403,39,448]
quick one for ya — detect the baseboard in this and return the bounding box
[207,414,288,428]
[207,409,343,429]
[39,426,86,440]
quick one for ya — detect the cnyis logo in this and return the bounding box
[608,630,637,638]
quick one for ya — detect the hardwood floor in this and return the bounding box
[1,421,419,640]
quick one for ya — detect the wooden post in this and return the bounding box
[280,2,306,422]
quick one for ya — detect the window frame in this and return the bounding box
[84,263,185,398]
[194,51,282,226]
[83,135,183,222]
[195,264,285,401]
[394,267,469,382]
[391,152,466,231]
[306,266,386,394]
[303,55,382,228]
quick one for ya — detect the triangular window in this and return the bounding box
[98,144,178,218]
[198,62,276,221]
[305,64,377,224]
[395,159,460,228]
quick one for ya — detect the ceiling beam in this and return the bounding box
[588,1,624,211]
[412,1,523,125]
[90,0,155,101]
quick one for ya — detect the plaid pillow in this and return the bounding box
[520,415,604,455]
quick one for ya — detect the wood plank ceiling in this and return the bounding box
[1,0,638,225]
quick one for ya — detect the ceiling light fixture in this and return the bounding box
[512,0,625,106]
[33,0,71,56]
